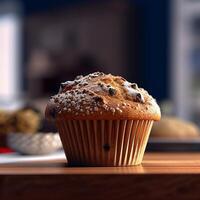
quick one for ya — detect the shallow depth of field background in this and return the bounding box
[1,0,200,131]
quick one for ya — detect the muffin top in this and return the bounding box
[45,72,161,121]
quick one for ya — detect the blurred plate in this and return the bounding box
[147,137,200,152]
[0,150,65,164]
[7,132,62,155]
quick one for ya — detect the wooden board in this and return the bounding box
[0,153,200,200]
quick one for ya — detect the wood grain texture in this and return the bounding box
[1,153,200,174]
[1,153,200,199]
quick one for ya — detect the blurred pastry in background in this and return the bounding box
[0,105,62,155]
[151,116,200,139]
[0,104,57,135]
[0,110,15,134]
[15,108,41,134]
[0,106,41,134]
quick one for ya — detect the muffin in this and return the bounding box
[151,116,199,139]
[0,110,15,134]
[15,108,41,133]
[45,72,161,166]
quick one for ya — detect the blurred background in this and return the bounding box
[1,0,200,156]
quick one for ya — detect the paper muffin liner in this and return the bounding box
[56,119,153,166]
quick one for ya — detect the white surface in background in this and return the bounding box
[0,14,21,99]
[0,151,65,164]
[171,0,200,120]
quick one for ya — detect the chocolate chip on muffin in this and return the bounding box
[93,96,104,104]
[108,87,116,96]
[136,93,144,103]
[131,83,138,89]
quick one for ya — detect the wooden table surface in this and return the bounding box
[1,153,200,200]
[1,152,200,174]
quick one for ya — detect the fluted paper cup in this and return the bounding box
[56,119,153,166]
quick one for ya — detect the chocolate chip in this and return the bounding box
[131,83,138,89]
[89,93,94,96]
[136,93,144,103]
[93,96,103,103]
[103,144,110,151]
[108,88,116,96]
[74,80,79,84]
[54,98,59,103]
[82,89,87,93]
[98,82,103,87]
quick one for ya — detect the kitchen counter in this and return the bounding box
[0,153,200,199]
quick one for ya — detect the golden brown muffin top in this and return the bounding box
[45,72,161,120]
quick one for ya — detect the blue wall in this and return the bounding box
[129,0,169,101]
